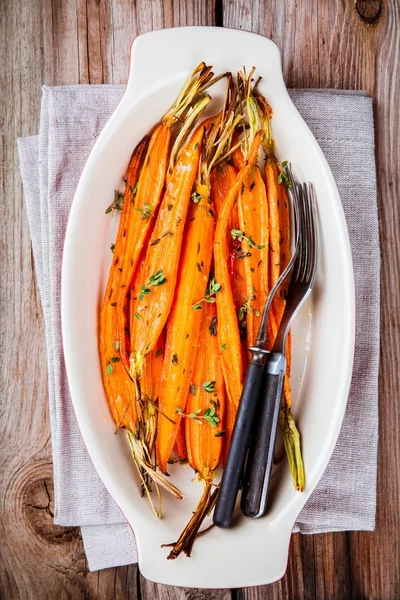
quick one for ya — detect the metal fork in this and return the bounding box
[240,181,319,518]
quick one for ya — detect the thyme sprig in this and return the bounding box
[138,270,167,301]
[135,202,154,220]
[238,296,261,321]
[231,228,265,250]
[106,356,120,375]
[105,190,124,215]
[192,278,221,310]
[176,399,220,428]
[277,161,292,189]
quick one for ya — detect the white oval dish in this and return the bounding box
[61,27,355,588]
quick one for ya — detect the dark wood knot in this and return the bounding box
[355,0,382,25]
[23,476,81,545]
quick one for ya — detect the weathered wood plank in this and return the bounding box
[140,574,231,600]
[224,1,400,599]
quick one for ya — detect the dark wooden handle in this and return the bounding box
[241,353,285,518]
[213,359,265,528]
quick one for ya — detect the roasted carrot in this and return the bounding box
[211,161,247,324]
[265,160,281,296]
[100,136,148,432]
[214,132,263,409]
[223,395,237,464]
[115,124,171,372]
[130,121,206,374]
[166,303,225,559]
[185,303,226,475]
[130,120,206,477]
[235,164,269,348]
[210,161,246,462]
[229,71,269,348]
[155,130,215,473]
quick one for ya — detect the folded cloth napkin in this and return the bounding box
[18,85,380,572]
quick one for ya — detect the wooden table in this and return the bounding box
[1,1,399,598]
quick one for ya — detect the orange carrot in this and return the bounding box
[210,161,245,461]
[100,136,148,432]
[236,164,269,347]
[155,126,215,474]
[116,124,171,372]
[130,122,206,379]
[126,103,212,508]
[156,76,241,473]
[166,302,225,559]
[214,131,263,409]
[265,159,281,331]
[185,302,225,474]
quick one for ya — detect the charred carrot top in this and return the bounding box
[100,136,148,432]
[166,303,225,560]
[214,131,263,409]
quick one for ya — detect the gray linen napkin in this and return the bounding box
[18,85,379,571]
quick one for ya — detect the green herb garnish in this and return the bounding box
[192,278,222,310]
[231,229,264,250]
[138,269,167,300]
[105,190,124,215]
[277,161,292,188]
[135,202,154,220]
[175,401,220,428]
[191,192,202,204]
[202,380,216,393]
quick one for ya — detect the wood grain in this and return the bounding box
[1,0,399,598]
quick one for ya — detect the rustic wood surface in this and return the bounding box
[1,0,399,598]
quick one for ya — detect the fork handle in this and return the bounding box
[213,352,267,528]
[240,352,286,518]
